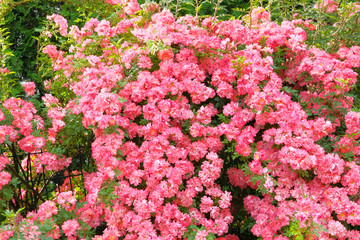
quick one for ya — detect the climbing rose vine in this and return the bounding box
[1,1,360,239]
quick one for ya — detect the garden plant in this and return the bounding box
[1,0,360,239]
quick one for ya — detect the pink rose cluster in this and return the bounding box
[21,81,36,96]
[314,0,339,13]
[1,1,360,239]
[47,14,68,36]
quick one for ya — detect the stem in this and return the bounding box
[267,0,272,21]
[213,0,222,19]
[312,4,326,47]
[7,143,26,178]
[39,172,57,195]
[328,17,346,50]
[280,0,286,20]
[175,0,180,18]
[250,0,253,29]
[346,14,359,46]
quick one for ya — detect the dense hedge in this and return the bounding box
[1,0,360,239]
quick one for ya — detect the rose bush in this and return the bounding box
[1,0,360,239]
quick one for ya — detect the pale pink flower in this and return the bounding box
[62,219,80,237]
[38,201,58,221]
[195,230,209,240]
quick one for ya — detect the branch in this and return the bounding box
[4,165,45,202]
[0,0,35,19]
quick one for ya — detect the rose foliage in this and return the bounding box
[1,1,360,239]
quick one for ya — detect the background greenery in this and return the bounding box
[2,0,360,93]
